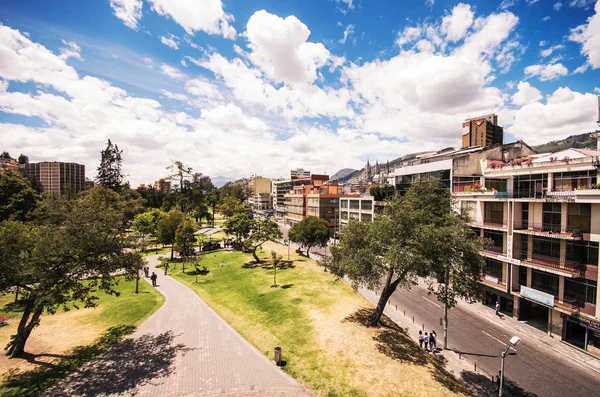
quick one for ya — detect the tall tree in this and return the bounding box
[206,190,220,227]
[224,212,253,244]
[175,219,197,258]
[167,161,192,193]
[288,216,330,258]
[216,196,249,218]
[270,250,283,287]
[247,219,282,263]
[96,139,125,191]
[17,154,28,164]
[0,169,39,221]
[322,180,461,326]
[132,211,156,252]
[0,151,11,159]
[157,209,184,259]
[0,193,143,358]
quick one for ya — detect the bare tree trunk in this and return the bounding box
[443,300,448,349]
[306,246,311,258]
[369,270,394,326]
[170,244,174,260]
[14,286,19,303]
[7,306,43,358]
[252,248,260,263]
[135,273,140,294]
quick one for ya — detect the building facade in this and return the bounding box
[339,195,375,226]
[248,176,272,211]
[24,162,85,195]
[0,158,19,172]
[272,179,292,218]
[290,168,311,179]
[461,113,504,148]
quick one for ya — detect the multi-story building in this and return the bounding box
[339,195,375,226]
[154,178,171,192]
[0,158,19,172]
[84,178,95,190]
[284,175,359,234]
[24,162,85,195]
[272,179,292,218]
[248,176,272,211]
[461,113,504,148]
[290,168,311,179]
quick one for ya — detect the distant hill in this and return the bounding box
[330,168,358,182]
[211,176,235,188]
[533,132,598,153]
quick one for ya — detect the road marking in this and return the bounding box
[482,330,517,351]
[423,297,442,308]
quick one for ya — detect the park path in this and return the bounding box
[44,255,311,397]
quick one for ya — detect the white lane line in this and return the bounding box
[423,297,442,308]
[482,330,517,351]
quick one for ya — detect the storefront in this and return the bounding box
[483,287,514,316]
[562,314,600,358]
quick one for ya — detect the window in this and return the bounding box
[566,240,599,265]
[485,179,507,192]
[484,202,504,225]
[532,237,560,260]
[564,278,597,304]
[461,201,475,219]
[521,202,529,229]
[553,171,595,191]
[531,270,559,296]
[520,234,529,260]
[542,203,561,232]
[484,258,503,279]
[519,266,528,286]
[361,200,372,210]
[484,230,503,252]
[567,203,591,233]
[340,200,348,209]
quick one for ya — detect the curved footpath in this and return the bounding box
[45,255,312,397]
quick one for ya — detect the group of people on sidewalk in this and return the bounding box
[143,265,159,287]
[418,330,437,352]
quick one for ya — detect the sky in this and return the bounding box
[0,0,599,186]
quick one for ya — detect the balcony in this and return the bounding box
[469,220,507,231]
[513,221,582,240]
[481,274,506,291]
[480,246,504,259]
[520,255,583,278]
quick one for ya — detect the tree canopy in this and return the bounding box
[288,216,330,258]
[96,139,125,191]
[369,183,395,201]
[0,168,39,221]
[132,211,156,252]
[224,212,253,244]
[322,180,483,326]
[175,219,197,258]
[247,218,282,263]
[217,195,249,218]
[157,209,184,259]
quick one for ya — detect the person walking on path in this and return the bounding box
[424,332,429,352]
[495,301,501,317]
[430,330,437,351]
[164,263,169,276]
[144,266,149,278]
[418,330,424,348]
[150,272,157,287]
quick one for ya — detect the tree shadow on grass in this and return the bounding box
[1,325,191,397]
[460,371,538,397]
[343,307,470,395]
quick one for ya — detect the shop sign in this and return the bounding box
[563,314,600,332]
[498,255,521,266]
[520,286,554,307]
[485,274,499,284]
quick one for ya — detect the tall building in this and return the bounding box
[0,158,19,172]
[154,178,171,192]
[291,168,311,179]
[24,162,85,195]
[248,176,272,211]
[461,113,504,148]
[272,179,292,218]
[339,195,375,226]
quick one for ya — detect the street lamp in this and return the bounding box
[499,336,522,396]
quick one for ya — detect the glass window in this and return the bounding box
[461,201,475,219]
[542,203,561,232]
[553,171,595,191]
[566,240,599,265]
[531,270,559,296]
[484,230,503,251]
[564,278,597,304]
[567,203,591,233]
[532,237,560,260]
[484,202,504,225]
[484,258,503,279]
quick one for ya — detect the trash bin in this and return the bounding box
[274,346,282,365]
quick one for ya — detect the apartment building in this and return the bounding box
[290,168,311,178]
[272,179,292,218]
[0,158,19,172]
[339,195,375,226]
[248,176,272,211]
[24,161,85,195]
[461,113,504,149]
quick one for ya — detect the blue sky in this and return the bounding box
[0,0,599,184]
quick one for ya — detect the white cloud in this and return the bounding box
[510,87,598,144]
[511,81,543,105]
[524,63,568,80]
[569,1,600,68]
[160,64,185,80]
[339,24,355,44]
[160,33,180,50]
[244,10,339,86]
[109,0,143,30]
[540,44,564,57]
[574,63,589,73]
[500,0,518,10]
[554,2,563,11]
[528,0,540,4]
[59,40,82,61]
[396,26,423,47]
[543,16,551,21]
[147,0,236,39]
[594,87,600,93]
[440,3,474,43]
[569,0,596,8]
[336,0,355,14]
[426,0,435,8]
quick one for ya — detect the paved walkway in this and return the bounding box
[45,255,311,397]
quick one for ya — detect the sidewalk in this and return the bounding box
[45,255,312,397]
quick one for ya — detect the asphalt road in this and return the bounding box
[387,283,600,397]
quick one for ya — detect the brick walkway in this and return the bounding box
[45,255,311,397]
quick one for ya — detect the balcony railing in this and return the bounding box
[481,274,505,290]
[513,221,582,239]
[470,221,507,230]
[521,255,583,277]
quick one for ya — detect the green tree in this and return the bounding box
[322,180,461,326]
[96,139,125,191]
[0,151,11,159]
[217,195,249,218]
[0,194,143,358]
[175,219,197,259]
[17,154,28,164]
[247,219,282,263]
[132,211,156,252]
[157,209,184,259]
[167,160,192,193]
[31,193,71,226]
[270,250,283,287]
[219,182,252,202]
[426,215,487,348]
[0,169,38,221]
[206,190,220,227]
[224,212,253,244]
[288,216,330,258]
[370,183,395,201]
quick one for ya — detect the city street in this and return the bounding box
[386,283,600,397]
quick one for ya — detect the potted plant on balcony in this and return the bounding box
[549,156,557,162]
[562,156,570,164]
[525,158,533,166]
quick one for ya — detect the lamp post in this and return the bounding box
[499,336,522,396]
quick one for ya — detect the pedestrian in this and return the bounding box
[495,301,501,316]
[430,330,437,351]
[497,370,502,391]
[466,292,471,303]
[424,332,429,351]
[418,330,424,348]
[164,262,169,276]
[144,266,149,278]
[150,272,157,287]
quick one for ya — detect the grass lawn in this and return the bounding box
[0,277,164,396]
[170,241,469,397]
